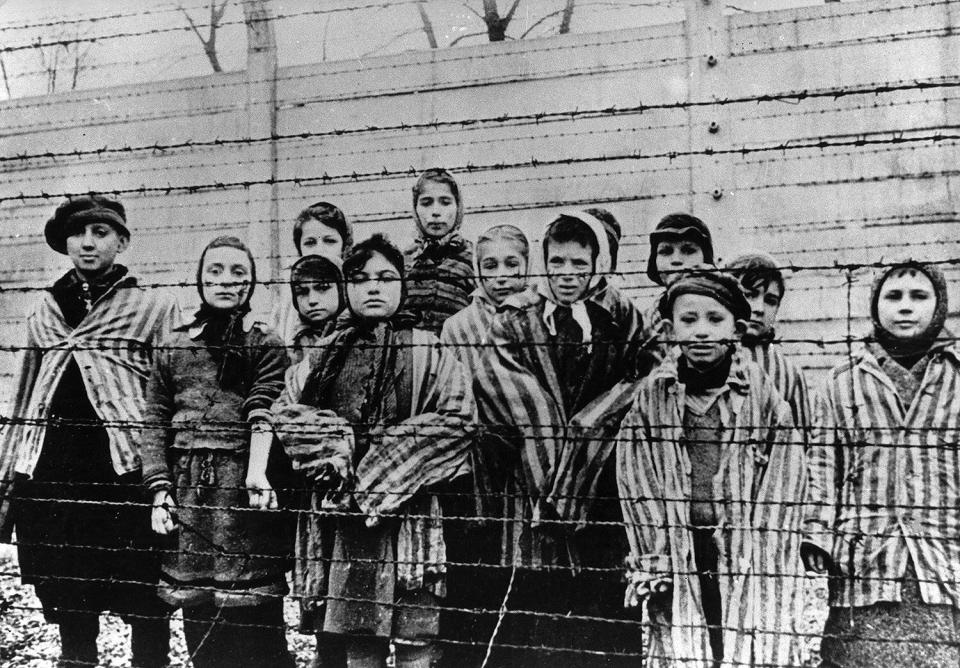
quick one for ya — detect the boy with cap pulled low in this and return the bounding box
[0,194,180,667]
[617,270,806,668]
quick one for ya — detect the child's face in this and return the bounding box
[295,280,340,325]
[742,280,782,338]
[546,239,594,305]
[415,181,458,238]
[300,219,344,259]
[877,269,936,339]
[201,246,252,311]
[672,293,737,367]
[346,251,402,320]
[65,222,128,274]
[656,238,704,285]
[478,239,527,305]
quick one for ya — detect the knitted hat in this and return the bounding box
[870,260,949,359]
[45,194,129,255]
[290,254,344,310]
[659,269,750,323]
[646,213,714,285]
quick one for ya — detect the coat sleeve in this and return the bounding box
[242,329,288,424]
[140,341,177,493]
[617,384,673,600]
[0,319,43,541]
[355,330,477,518]
[804,379,840,555]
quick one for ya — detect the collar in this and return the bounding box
[187,311,260,340]
[658,346,751,395]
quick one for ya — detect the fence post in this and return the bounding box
[684,0,729,226]
[241,0,279,317]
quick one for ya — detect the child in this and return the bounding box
[804,261,960,666]
[727,251,811,430]
[643,213,715,362]
[404,167,476,335]
[141,236,294,668]
[288,254,345,364]
[439,224,531,666]
[472,211,648,667]
[0,194,177,668]
[617,270,806,668]
[273,233,475,668]
[274,201,353,362]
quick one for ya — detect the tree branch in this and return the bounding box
[519,8,564,38]
[449,30,487,46]
[416,1,438,48]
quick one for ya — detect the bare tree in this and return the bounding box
[180,0,231,73]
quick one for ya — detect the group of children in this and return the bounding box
[1,168,958,668]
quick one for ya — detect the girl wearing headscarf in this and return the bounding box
[404,167,476,335]
[288,254,345,364]
[618,270,806,668]
[140,235,294,668]
[438,224,533,666]
[272,233,475,668]
[272,201,353,363]
[804,261,960,667]
[471,211,649,667]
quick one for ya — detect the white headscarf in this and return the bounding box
[536,210,612,345]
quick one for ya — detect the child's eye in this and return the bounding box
[679,315,696,324]
[480,260,498,270]
[658,246,673,256]
[764,295,780,307]
[505,258,521,269]
[680,244,699,255]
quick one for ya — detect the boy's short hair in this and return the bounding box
[343,233,405,280]
[727,252,785,297]
[293,201,353,255]
[543,215,599,261]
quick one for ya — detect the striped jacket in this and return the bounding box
[471,284,646,548]
[805,343,960,608]
[0,273,180,538]
[618,350,806,668]
[744,341,811,433]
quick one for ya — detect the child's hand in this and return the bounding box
[151,490,178,535]
[801,541,833,574]
[246,470,278,510]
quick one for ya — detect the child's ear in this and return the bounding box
[734,318,748,338]
[661,318,675,341]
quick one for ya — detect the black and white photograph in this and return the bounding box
[0,0,957,666]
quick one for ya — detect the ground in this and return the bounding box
[0,547,827,666]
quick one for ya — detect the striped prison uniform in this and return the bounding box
[744,340,812,437]
[617,349,807,668]
[805,343,960,609]
[0,273,180,538]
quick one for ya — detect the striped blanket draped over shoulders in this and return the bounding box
[617,350,807,668]
[273,324,475,596]
[0,275,180,539]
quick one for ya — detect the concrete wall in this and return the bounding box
[1,0,958,405]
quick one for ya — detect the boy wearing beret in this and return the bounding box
[617,270,807,668]
[0,195,180,667]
